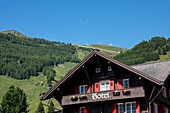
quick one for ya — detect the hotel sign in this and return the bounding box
[92,92,111,100]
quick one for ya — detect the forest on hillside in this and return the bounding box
[0,33,80,79]
[114,37,170,65]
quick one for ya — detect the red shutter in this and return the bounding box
[136,101,140,113]
[166,88,169,99]
[95,82,100,92]
[153,103,155,113]
[117,79,123,89]
[84,106,88,113]
[112,103,117,113]
[110,81,114,90]
[129,79,132,88]
[75,86,79,94]
[158,104,165,113]
[168,109,170,113]
[87,84,91,93]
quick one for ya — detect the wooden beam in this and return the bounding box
[82,65,91,84]
[148,86,155,101]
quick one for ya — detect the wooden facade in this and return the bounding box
[42,50,170,113]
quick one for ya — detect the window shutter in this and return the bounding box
[84,106,89,113]
[112,103,117,113]
[95,82,100,92]
[129,79,132,88]
[158,104,165,113]
[75,86,79,94]
[87,84,91,93]
[162,89,164,97]
[166,88,168,99]
[152,103,155,113]
[117,79,123,89]
[109,81,114,90]
[136,101,140,113]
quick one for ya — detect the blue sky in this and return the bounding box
[0,0,170,49]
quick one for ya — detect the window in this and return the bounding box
[108,66,112,71]
[80,107,84,113]
[79,85,87,94]
[125,102,136,113]
[118,103,124,113]
[95,68,101,73]
[100,82,109,91]
[163,87,166,98]
[154,103,158,113]
[165,107,168,113]
[123,79,129,89]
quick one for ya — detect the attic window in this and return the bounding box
[95,68,101,73]
[108,66,112,71]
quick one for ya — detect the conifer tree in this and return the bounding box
[0,85,29,113]
[35,102,45,113]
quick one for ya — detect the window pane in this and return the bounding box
[164,88,166,98]
[80,87,84,94]
[118,104,124,113]
[100,83,105,91]
[85,86,87,93]
[81,108,84,113]
[123,79,129,89]
[154,104,158,113]
[165,108,168,113]
[106,82,109,90]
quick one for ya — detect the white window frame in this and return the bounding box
[79,85,87,94]
[125,101,136,113]
[163,87,167,98]
[123,79,129,89]
[154,103,158,113]
[100,82,110,91]
[108,66,112,71]
[117,103,124,113]
[80,107,85,113]
[95,68,101,73]
[165,107,168,113]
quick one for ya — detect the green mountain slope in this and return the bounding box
[0,30,79,79]
[114,37,170,65]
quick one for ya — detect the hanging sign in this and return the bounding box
[92,92,111,100]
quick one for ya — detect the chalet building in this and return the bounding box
[41,50,170,113]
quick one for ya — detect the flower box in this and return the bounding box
[122,89,131,95]
[79,95,87,100]
[112,90,120,96]
[70,96,78,101]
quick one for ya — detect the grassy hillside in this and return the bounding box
[77,44,127,57]
[85,44,127,52]
[0,62,78,112]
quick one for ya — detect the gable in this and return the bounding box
[42,50,164,100]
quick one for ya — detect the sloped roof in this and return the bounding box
[132,60,170,82]
[42,50,168,100]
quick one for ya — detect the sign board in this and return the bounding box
[92,92,111,100]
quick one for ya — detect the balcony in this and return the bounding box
[62,86,145,106]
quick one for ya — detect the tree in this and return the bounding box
[0,85,29,113]
[35,102,45,113]
[48,100,54,113]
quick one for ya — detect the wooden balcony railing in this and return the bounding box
[62,86,145,105]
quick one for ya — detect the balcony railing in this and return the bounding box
[62,86,145,105]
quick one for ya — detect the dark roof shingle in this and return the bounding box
[132,60,170,82]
